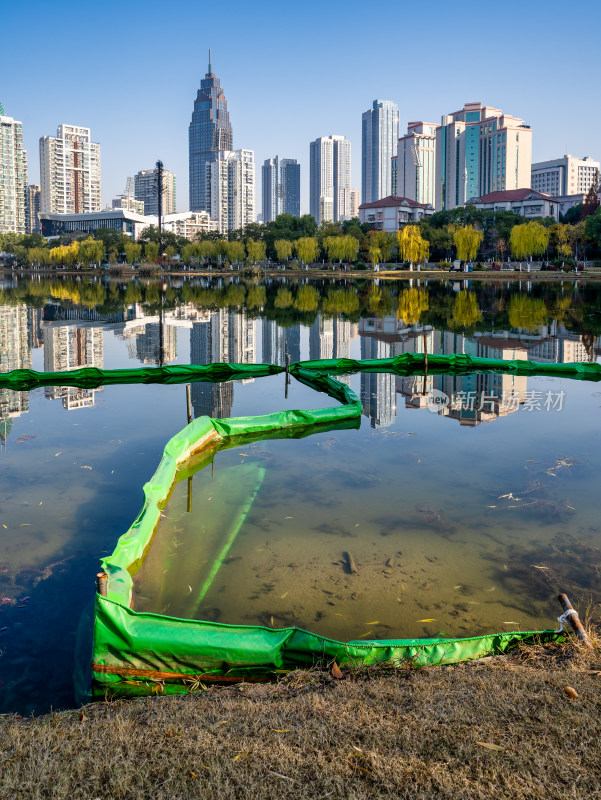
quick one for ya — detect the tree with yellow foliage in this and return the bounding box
[509,222,549,260]
[294,237,318,265]
[453,226,483,262]
[396,225,429,267]
[398,287,429,325]
[274,239,293,263]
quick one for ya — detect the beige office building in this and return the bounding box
[435,102,532,211]
[40,124,101,214]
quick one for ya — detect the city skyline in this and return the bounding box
[4,0,600,217]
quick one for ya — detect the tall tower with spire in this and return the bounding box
[189,51,233,212]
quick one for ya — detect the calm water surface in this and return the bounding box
[1,276,600,713]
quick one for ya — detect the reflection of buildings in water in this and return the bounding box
[27,307,44,349]
[360,336,396,428]
[309,317,358,386]
[130,323,177,365]
[0,304,31,431]
[43,324,104,409]
[262,320,300,366]
[190,310,256,418]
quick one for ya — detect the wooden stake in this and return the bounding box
[186,383,192,424]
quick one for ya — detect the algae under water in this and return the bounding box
[133,373,601,643]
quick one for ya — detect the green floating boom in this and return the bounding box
[85,354,586,699]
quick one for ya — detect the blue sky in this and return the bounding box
[4,0,600,214]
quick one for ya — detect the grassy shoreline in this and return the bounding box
[2,638,601,799]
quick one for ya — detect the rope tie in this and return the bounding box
[556,608,577,633]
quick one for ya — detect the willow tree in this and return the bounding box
[396,225,429,266]
[274,287,293,308]
[294,237,318,265]
[198,240,216,261]
[398,287,429,326]
[274,239,293,263]
[225,241,246,263]
[369,231,396,262]
[180,243,198,266]
[78,237,105,267]
[368,245,382,266]
[509,221,549,260]
[453,225,483,262]
[144,242,160,263]
[246,239,266,263]
[50,241,80,267]
[246,284,266,308]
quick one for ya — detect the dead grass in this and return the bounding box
[2,636,601,800]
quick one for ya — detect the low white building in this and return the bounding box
[146,211,218,239]
[359,196,434,232]
[39,208,149,239]
[467,189,559,222]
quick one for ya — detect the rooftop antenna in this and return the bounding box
[208,49,212,74]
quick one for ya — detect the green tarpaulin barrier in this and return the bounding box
[84,354,584,699]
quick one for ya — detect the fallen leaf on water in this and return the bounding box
[487,505,497,508]
[187,585,192,593]
[355,523,360,527]
[332,662,343,679]
[54,452,61,457]
[476,742,505,751]
[238,453,249,456]
[527,459,536,462]
[39,501,43,506]
[284,516,293,520]
[454,585,462,589]
[419,618,436,622]
[81,465,92,470]
[2,524,6,529]
[503,622,519,625]
[357,630,373,638]
[365,621,380,625]
[566,506,575,510]
[280,591,288,599]
[401,584,406,591]
[20,523,31,526]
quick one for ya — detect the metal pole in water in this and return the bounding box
[186,383,192,424]
[557,593,593,648]
[285,350,290,399]
[96,572,108,597]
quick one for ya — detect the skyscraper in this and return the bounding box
[189,51,233,212]
[262,156,301,222]
[280,159,300,216]
[435,102,532,211]
[208,149,255,233]
[39,124,101,214]
[361,99,399,204]
[0,104,28,235]
[134,167,176,216]
[310,135,352,225]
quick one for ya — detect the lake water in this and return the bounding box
[1,275,600,713]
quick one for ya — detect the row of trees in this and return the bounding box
[3,203,601,269]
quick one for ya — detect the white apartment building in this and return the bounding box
[310,135,352,224]
[435,102,532,210]
[396,122,438,207]
[0,108,28,234]
[208,149,255,233]
[531,155,599,197]
[147,211,218,239]
[361,99,400,204]
[39,124,101,214]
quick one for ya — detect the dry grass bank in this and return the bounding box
[2,637,601,800]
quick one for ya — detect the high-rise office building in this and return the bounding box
[435,102,531,211]
[280,158,300,216]
[361,99,399,204]
[134,167,176,216]
[189,51,233,212]
[531,155,599,197]
[0,104,28,234]
[310,135,352,224]
[208,149,255,233]
[39,124,101,214]
[396,122,438,207]
[25,184,41,234]
[262,156,301,222]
